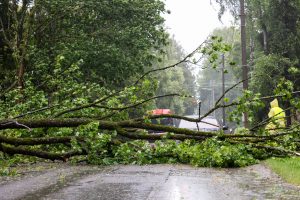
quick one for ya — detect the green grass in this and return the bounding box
[265,157,300,186]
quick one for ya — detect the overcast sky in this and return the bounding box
[164,0,234,53]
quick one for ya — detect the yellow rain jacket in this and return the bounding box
[265,98,286,132]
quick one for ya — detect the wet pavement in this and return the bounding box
[0,163,299,200]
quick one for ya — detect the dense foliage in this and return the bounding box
[0,0,168,90]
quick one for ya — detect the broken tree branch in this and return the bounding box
[0,143,85,161]
[0,135,82,146]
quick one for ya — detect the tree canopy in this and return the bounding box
[0,0,169,89]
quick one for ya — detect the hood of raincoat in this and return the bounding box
[270,98,279,108]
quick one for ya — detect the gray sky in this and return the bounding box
[164,0,233,53]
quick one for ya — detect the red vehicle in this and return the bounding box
[149,109,173,116]
[148,109,175,133]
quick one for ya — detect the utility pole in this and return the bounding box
[240,0,249,128]
[222,54,226,128]
[210,80,216,118]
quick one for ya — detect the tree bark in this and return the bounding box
[0,118,218,137]
[17,59,25,89]
[0,143,85,161]
[0,135,82,146]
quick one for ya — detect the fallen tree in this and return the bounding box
[0,114,299,164]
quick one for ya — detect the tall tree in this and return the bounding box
[0,0,15,88]
[0,0,169,91]
[0,0,34,89]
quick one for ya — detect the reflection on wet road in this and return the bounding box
[0,164,299,200]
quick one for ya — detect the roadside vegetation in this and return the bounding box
[1,0,300,182]
[266,157,300,186]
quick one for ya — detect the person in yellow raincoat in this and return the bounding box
[265,98,286,132]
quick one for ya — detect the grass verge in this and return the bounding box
[265,157,300,186]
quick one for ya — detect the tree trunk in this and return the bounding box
[17,59,25,89]
[262,24,268,54]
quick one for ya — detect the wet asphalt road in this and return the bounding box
[0,163,299,200]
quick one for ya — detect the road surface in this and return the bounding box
[0,163,299,200]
